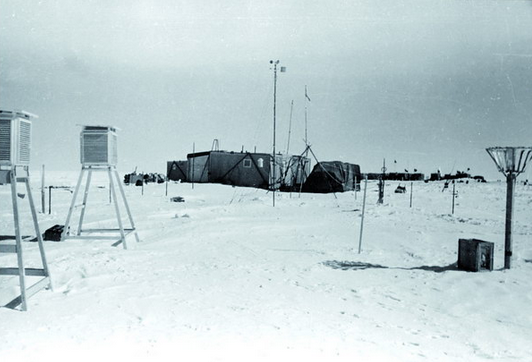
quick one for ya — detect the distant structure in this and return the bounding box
[0,110,51,311]
[167,150,310,190]
[366,172,424,181]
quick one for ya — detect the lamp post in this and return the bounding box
[486,147,532,269]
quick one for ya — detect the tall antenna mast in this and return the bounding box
[305,85,311,146]
[270,60,286,207]
[286,100,294,154]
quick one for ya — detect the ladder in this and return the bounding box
[0,166,52,311]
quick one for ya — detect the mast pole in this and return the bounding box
[286,100,294,154]
[270,60,279,207]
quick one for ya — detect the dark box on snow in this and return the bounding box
[458,238,494,272]
[43,224,66,242]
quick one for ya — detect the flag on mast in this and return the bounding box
[305,85,311,102]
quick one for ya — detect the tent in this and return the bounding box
[302,161,361,193]
[167,160,188,181]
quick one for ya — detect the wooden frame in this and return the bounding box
[60,165,139,249]
[0,166,52,311]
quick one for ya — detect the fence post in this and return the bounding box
[358,177,368,254]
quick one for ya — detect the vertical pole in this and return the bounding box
[272,61,278,208]
[48,186,52,215]
[354,176,357,200]
[358,177,368,254]
[10,170,27,311]
[452,181,456,215]
[192,142,195,190]
[410,182,413,208]
[378,158,386,204]
[41,164,45,213]
[165,178,168,196]
[286,100,293,154]
[504,173,515,269]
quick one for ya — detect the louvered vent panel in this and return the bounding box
[82,133,108,164]
[18,120,31,164]
[109,133,117,165]
[0,120,11,162]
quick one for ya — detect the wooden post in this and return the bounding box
[354,176,357,200]
[409,182,413,208]
[165,178,168,196]
[504,173,515,269]
[192,142,195,190]
[358,177,368,254]
[41,165,45,213]
[48,186,52,214]
[452,181,456,215]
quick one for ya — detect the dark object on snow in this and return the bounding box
[458,238,494,272]
[43,224,66,241]
[302,161,361,193]
[135,179,143,186]
[170,196,185,203]
[395,185,407,193]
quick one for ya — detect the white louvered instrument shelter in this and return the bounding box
[80,125,118,166]
[0,110,36,166]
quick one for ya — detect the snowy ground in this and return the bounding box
[1,172,532,361]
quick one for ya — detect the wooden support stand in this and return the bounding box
[0,166,52,311]
[61,166,140,249]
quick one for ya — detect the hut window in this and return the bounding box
[243,159,252,168]
[257,158,264,168]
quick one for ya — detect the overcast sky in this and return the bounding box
[1,0,532,179]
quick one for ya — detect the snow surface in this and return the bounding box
[1,172,532,361]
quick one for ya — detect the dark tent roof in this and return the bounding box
[302,161,361,193]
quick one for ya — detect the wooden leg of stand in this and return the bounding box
[10,171,27,311]
[62,168,85,241]
[25,176,52,290]
[108,168,127,249]
[114,169,140,243]
[77,169,92,236]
